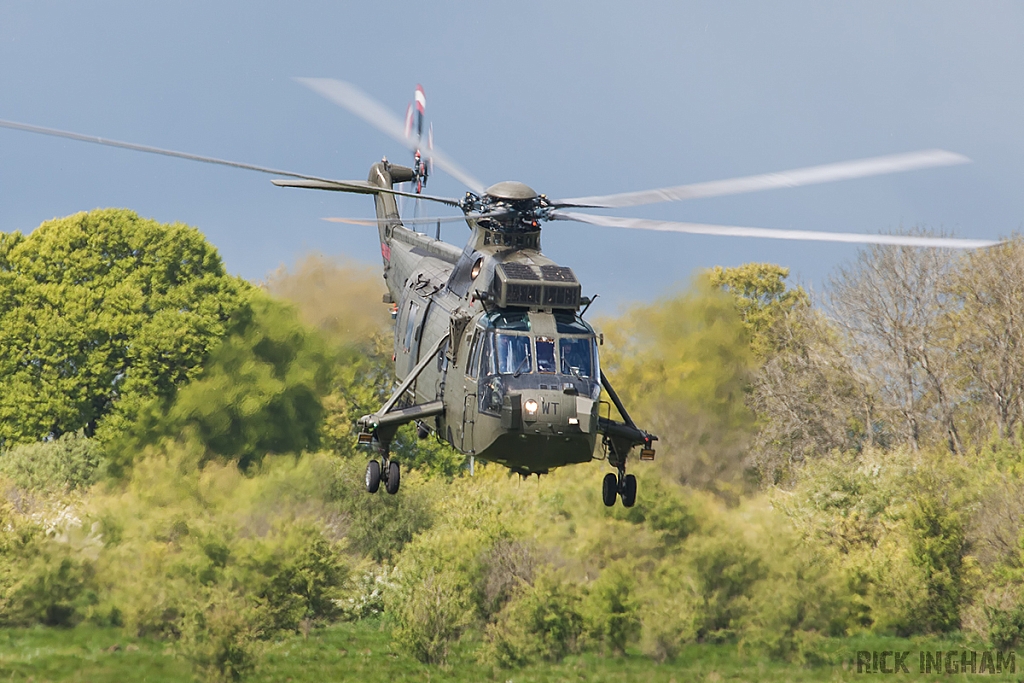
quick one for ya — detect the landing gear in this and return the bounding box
[621,473,637,508]
[601,465,637,507]
[385,459,401,495]
[602,473,618,507]
[365,457,400,495]
[365,460,381,493]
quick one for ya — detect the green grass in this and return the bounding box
[0,622,1019,682]
[0,625,188,682]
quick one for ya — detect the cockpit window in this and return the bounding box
[496,333,532,375]
[486,311,531,331]
[554,312,593,335]
[536,337,556,373]
[480,333,496,376]
[560,337,595,378]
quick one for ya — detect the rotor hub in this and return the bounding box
[484,181,538,202]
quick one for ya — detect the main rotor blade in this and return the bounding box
[323,215,471,225]
[0,118,462,206]
[550,211,1000,249]
[555,149,971,209]
[323,213,508,226]
[295,78,487,195]
[271,179,460,206]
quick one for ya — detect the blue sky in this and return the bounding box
[1,1,1022,313]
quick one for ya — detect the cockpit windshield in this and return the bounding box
[481,312,598,378]
[495,333,532,375]
[560,337,595,378]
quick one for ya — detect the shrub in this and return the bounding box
[638,560,702,662]
[685,533,766,641]
[0,432,99,492]
[582,561,640,655]
[178,587,264,683]
[481,571,583,667]
[0,499,97,627]
[390,567,473,664]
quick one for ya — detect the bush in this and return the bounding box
[0,500,97,627]
[582,561,640,655]
[685,533,766,641]
[638,560,702,662]
[178,587,264,683]
[390,567,473,664]
[481,571,583,667]
[89,444,352,671]
[0,432,99,492]
[963,583,1024,651]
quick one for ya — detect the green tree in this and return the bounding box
[598,277,756,491]
[708,263,808,358]
[0,209,249,446]
[121,293,335,471]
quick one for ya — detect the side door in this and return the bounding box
[399,297,428,379]
[407,296,430,377]
[460,327,483,452]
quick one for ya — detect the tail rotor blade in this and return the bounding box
[295,77,486,195]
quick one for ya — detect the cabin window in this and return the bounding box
[404,302,420,351]
[536,337,556,373]
[554,312,594,335]
[479,333,496,376]
[485,310,530,331]
[468,330,482,378]
[496,334,532,375]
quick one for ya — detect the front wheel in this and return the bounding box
[385,461,401,495]
[365,460,381,493]
[621,474,637,508]
[602,473,618,507]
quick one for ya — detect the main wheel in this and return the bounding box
[365,460,381,493]
[385,460,401,495]
[602,472,618,507]
[621,474,637,508]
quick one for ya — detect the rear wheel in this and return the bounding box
[602,472,618,507]
[621,474,637,508]
[385,460,401,495]
[365,460,381,494]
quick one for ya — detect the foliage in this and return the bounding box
[708,262,808,359]
[117,293,336,472]
[481,570,583,667]
[0,209,249,446]
[0,431,100,492]
[0,494,99,627]
[85,443,353,677]
[598,276,756,492]
[582,560,641,654]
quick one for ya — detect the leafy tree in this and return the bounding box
[708,263,808,358]
[121,293,335,471]
[0,209,249,446]
[598,277,755,491]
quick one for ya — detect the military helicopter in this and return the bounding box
[0,80,998,507]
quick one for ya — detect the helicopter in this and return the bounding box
[0,80,999,507]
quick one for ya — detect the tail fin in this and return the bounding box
[367,160,415,265]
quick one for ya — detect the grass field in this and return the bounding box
[0,621,1018,682]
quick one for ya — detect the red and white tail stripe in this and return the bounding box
[414,84,426,114]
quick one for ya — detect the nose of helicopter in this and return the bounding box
[516,387,598,435]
